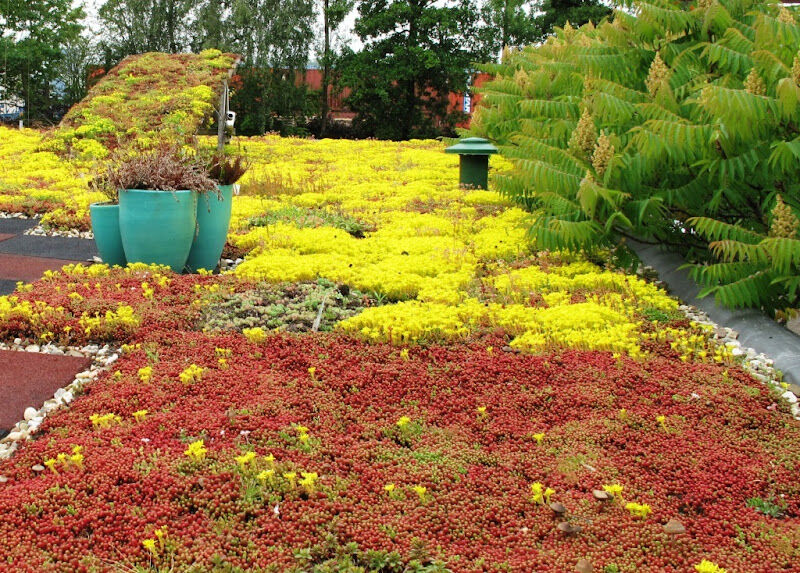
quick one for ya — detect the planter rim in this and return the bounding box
[90,201,119,207]
[119,188,198,193]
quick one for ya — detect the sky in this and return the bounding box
[76,0,363,55]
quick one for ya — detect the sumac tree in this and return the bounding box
[471,0,800,315]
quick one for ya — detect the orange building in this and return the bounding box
[299,69,492,126]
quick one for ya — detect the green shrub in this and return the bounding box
[472,0,800,315]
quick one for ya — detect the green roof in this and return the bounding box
[45,50,239,157]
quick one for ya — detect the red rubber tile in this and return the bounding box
[0,234,14,243]
[0,254,79,282]
[0,350,91,431]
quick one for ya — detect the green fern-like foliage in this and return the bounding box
[471,0,800,315]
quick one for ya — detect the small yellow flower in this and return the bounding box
[530,482,545,504]
[137,366,152,384]
[69,453,84,470]
[694,560,727,573]
[132,409,148,422]
[154,525,167,548]
[656,415,668,431]
[299,471,318,494]
[384,483,396,493]
[544,487,555,504]
[625,501,652,519]
[618,408,628,421]
[298,433,310,444]
[141,282,154,299]
[486,346,493,355]
[399,348,409,360]
[264,453,275,468]
[184,440,207,461]
[257,469,275,484]
[44,459,58,474]
[412,485,427,501]
[179,364,204,385]
[476,406,487,417]
[602,483,624,502]
[217,357,228,369]
[243,327,266,344]
[72,445,83,455]
[780,382,790,390]
[283,472,297,488]
[396,416,411,429]
[234,451,257,470]
[532,432,545,445]
[142,538,157,556]
[307,366,316,379]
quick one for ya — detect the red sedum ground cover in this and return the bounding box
[0,269,799,572]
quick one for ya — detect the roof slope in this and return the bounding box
[47,50,238,157]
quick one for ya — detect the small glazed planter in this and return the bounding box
[118,189,198,272]
[185,184,235,273]
[89,202,127,267]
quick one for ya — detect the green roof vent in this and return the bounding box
[445,137,499,189]
[445,137,499,156]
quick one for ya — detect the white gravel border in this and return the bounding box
[23,225,93,239]
[0,212,37,220]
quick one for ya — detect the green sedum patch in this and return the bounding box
[199,279,376,333]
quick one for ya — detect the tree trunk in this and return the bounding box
[167,0,177,52]
[502,0,510,51]
[403,0,421,140]
[321,0,330,137]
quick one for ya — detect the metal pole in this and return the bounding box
[217,80,227,152]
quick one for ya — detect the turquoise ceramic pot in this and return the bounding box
[118,189,197,272]
[186,184,234,273]
[89,202,127,267]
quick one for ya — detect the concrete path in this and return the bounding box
[0,217,98,436]
[0,218,97,294]
[630,239,800,388]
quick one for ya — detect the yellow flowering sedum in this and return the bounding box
[1,133,691,359]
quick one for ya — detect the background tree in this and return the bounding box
[478,0,538,59]
[226,0,316,135]
[319,0,355,136]
[192,0,229,52]
[532,0,612,40]
[97,0,196,60]
[56,35,95,110]
[0,0,83,123]
[340,0,484,139]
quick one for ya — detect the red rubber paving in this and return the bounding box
[0,350,91,431]
[0,234,14,243]
[0,253,78,282]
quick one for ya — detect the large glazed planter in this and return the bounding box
[89,202,127,267]
[118,189,197,272]
[185,184,234,272]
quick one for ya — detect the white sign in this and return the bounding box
[463,94,471,114]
